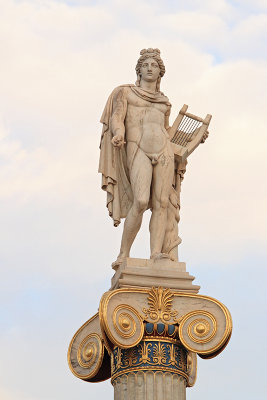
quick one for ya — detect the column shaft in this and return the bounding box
[113,371,186,400]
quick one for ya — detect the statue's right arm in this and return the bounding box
[165,105,171,134]
[110,88,127,148]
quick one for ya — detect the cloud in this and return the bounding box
[235,0,267,11]
[229,13,267,58]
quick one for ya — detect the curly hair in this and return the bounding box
[135,48,165,90]
[135,48,165,77]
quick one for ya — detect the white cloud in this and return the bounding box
[235,0,267,11]
[230,13,267,57]
[155,11,229,51]
[118,1,267,60]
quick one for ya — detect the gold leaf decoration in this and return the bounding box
[152,342,167,364]
[143,287,178,323]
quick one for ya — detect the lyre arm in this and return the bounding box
[168,104,188,140]
[203,114,212,126]
[184,113,212,156]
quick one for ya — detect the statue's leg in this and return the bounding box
[162,198,179,261]
[149,153,174,258]
[115,149,152,264]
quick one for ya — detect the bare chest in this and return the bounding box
[124,90,169,153]
[126,90,168,116]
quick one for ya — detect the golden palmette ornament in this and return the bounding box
[143,286,179,323]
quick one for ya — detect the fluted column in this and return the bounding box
[113,371,186,400]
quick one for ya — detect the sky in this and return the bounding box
[0,0,267,399]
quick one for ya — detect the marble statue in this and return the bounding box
[99,48,210,268]
[68,49,232,400]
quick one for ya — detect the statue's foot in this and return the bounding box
[150,252,171,261]
[111,256,127,271]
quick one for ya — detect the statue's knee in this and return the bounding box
[161,197,169,209]
[135,198,148,213]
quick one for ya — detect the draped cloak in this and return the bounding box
[98,84,171,227]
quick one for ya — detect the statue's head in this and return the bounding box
[135,48,165,91]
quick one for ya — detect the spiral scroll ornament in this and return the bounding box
[68,332,104,380]
[109,304,144,348]
[179,311,218,354]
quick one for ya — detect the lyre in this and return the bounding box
[169,104,212,162]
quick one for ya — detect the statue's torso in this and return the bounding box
[125,89,169,155]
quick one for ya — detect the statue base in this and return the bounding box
[111,257,200,293]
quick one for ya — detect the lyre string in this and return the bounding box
[177,117,192,145]
[172,117,202,147]
[180,119,201,146]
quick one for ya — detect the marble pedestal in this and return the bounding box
[111,257,200,293]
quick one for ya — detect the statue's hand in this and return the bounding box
[112,135,125,148]
[201,130,209,143]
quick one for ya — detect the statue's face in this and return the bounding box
[140,57,160,82]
